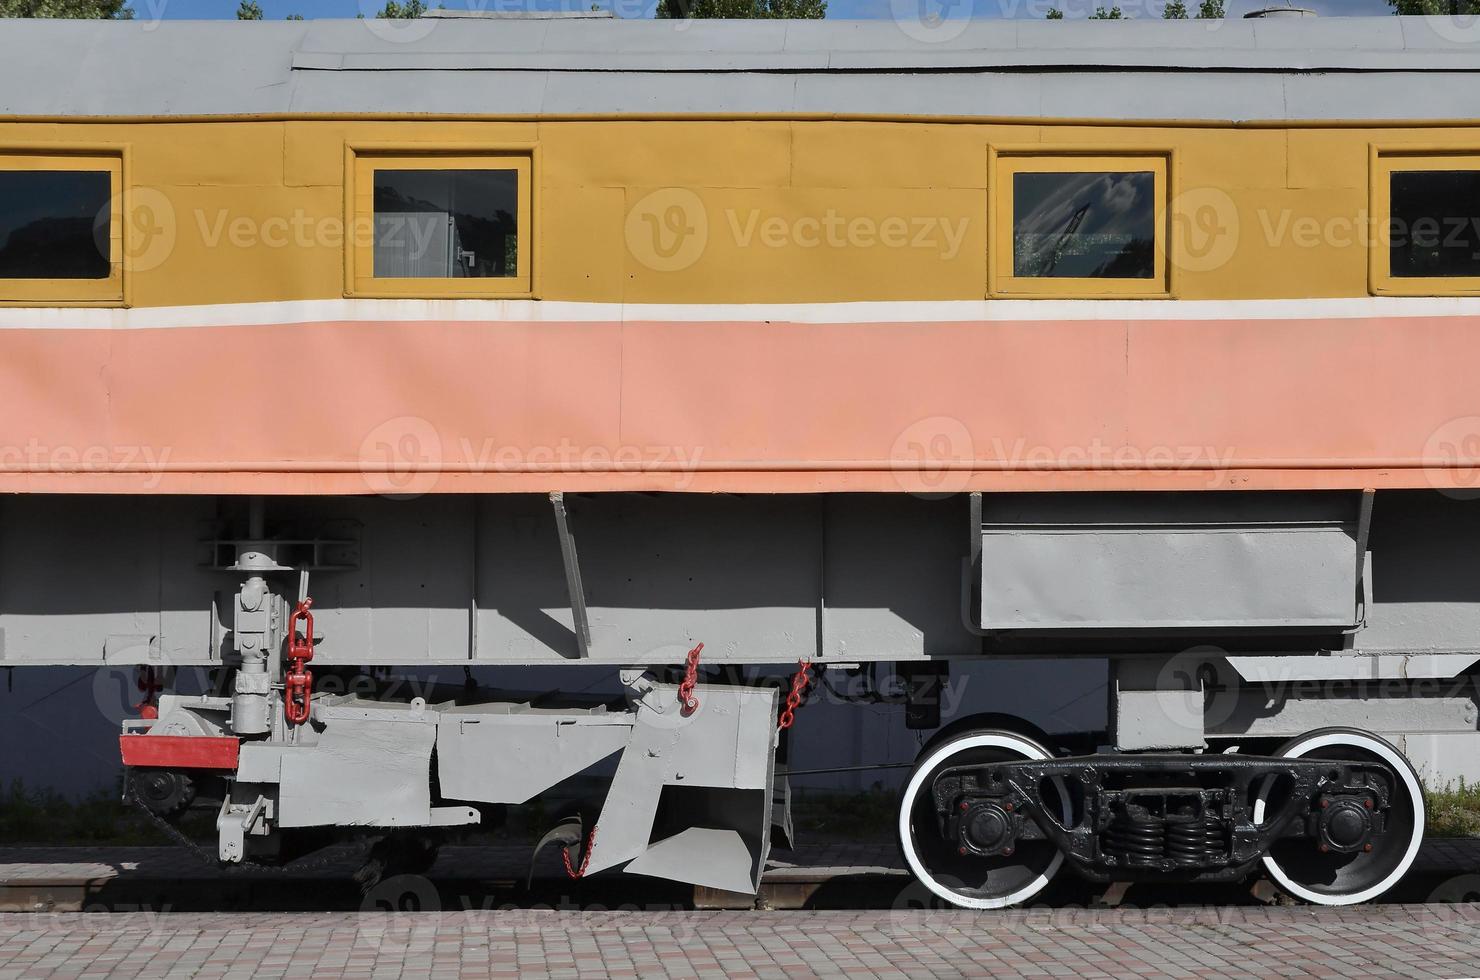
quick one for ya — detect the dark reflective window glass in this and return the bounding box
[373,169,518,279]
[1012,171,1156,279]
[1390,170,1480,278]
[0,170,110,280]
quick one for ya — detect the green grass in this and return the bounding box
[0,779,170,846]
[1425,780,1480,838]
[791,785,900,839]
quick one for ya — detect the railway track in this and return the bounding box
[6,840,1480,914]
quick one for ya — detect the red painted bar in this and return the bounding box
[119,734,240,771]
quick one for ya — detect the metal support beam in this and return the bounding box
[550,492,592,659]
[1111,655,1206,751]
[1345,488,1376,647]
[963,491,985,636]
[1355,487,1375,602]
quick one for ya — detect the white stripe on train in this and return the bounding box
[3,296,1480,330]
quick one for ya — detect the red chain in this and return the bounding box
[777,659,813,731]
[283,598,315,726]
[563,826,597,879]
[677,642,704,716]
[134,666,162,720]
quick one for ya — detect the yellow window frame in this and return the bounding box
[346,146,534,299]
[1370,147,1480,297]
[988,149,1171,299]
[0,152,124,307]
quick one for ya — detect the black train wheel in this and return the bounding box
[897,729,1070,909]
[1254,727,1424,906]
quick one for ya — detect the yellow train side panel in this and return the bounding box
[0,116,1477,495]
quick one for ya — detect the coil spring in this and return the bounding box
[1102,818,1165,864]
[1166,817,1227,867]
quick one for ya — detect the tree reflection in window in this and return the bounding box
[0,171,110,280]
[1012,171,1155,279]
[373,169,518,279]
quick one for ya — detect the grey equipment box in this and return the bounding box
[977,492,1363,631]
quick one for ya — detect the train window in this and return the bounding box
[373,170,518,279]
[990,153,1169,298]
[0,155,123,305]
[1372,152,1480,295]
[348,151,532,298]
[1012,172,1156,279]
[1389,171,1480,278]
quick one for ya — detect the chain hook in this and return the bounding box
[284,597,315,726]
[562,826,598,879]
[677,642,704,716]
[778,659,813,731]
[134,665,163,720]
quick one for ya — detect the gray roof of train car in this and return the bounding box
[0,15,1477,120]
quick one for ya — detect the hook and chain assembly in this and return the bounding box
[675,642,813,730]
[284,597,315,725]
[778,660,812,731]
[677,642,704,716]
[560,640,811,886]
[135,666,163,719]
[563,826,597,879]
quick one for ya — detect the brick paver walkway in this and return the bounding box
[3,904,1480,979]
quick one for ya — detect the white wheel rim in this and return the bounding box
[1252,731,1424,906]
[897,732,1068,910]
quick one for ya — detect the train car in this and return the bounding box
[3,12,1480,908]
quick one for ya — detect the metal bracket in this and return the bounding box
[550,492,592,659]
[620,668,669,714]
[962,492,986,636]
[1354,488,1375,591]
[427,805,481,827]
[216,792,271,864]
